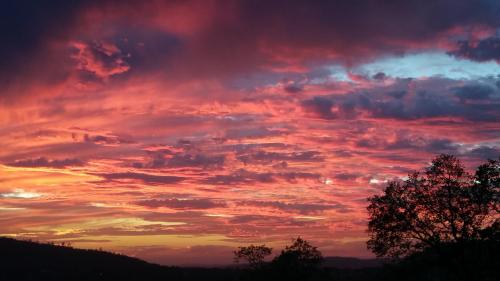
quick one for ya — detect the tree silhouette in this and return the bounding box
[233,244,272,269]
[367,154,499,258]
[271,237,323,281]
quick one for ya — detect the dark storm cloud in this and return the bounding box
[110,27,182,74]
[425,139,460,154]
[73,26,182,83]
[283,84,304,94]
[301,78,500,122]
[372,90,499,121]
[453,84,495,101]
[301,97,336,120]
[450,36,500,63]
[465,146,500,159]
[3,0,500,102]
[0,0,96,100]
[195,0,500,75]
[0,0,181,101]
[356,134,461,155]
[6,157,84,168]
[372,72,387,81]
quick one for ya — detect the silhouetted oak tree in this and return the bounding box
[367,154,499,258]
[271,237,323,281]
[233,244,272,269]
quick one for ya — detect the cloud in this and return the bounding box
[242,200,351,215]
[135,198,226,210]
[0,189,42,199]
[450,36,500,63]
[168,154,225,168]
[301,78,500,122]
[203,169,321,185]
[283,83,303,94]
[139,152,225,169]
[224,127,285,139]
[83,134,133,145]
[301,97,336,120]
[6,157,84,168]
[280,172,321,183]
[355,133,461,155]
[465,146,500,159]
[71,40,130,80]
[237,150,323,165]
[4,0,500,102]
[98,172,185,184]
[203,169,275,185]
[333,172,361,182]
[453,84,495,101]
[0,0,90,101]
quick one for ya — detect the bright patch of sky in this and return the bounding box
[326,52,500,82]
[354,52,500,80]
[328,65,351,81]
[0,189,42,199]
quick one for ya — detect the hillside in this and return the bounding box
[0,237,388,281]
[0,237,240,281]
[4,237,495,281]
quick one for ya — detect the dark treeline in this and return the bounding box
[1,236,498,281]
[2,154,499,281]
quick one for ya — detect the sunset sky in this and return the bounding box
[1,0,500,265]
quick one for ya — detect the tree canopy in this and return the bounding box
[271,237,323,280]
[367,154,499,258]
[233,244,272,269]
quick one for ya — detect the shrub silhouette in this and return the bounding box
[271,237,324,281]
[233,244,272,269]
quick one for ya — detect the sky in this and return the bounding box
[1,0,500,266]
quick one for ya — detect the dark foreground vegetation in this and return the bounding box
[2,154,498,281]
[1,236,498,281]
[0,237,245,281]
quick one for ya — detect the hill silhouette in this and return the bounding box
[0,237,242,281]
[2,237,497,281]
[1,237,385,281]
